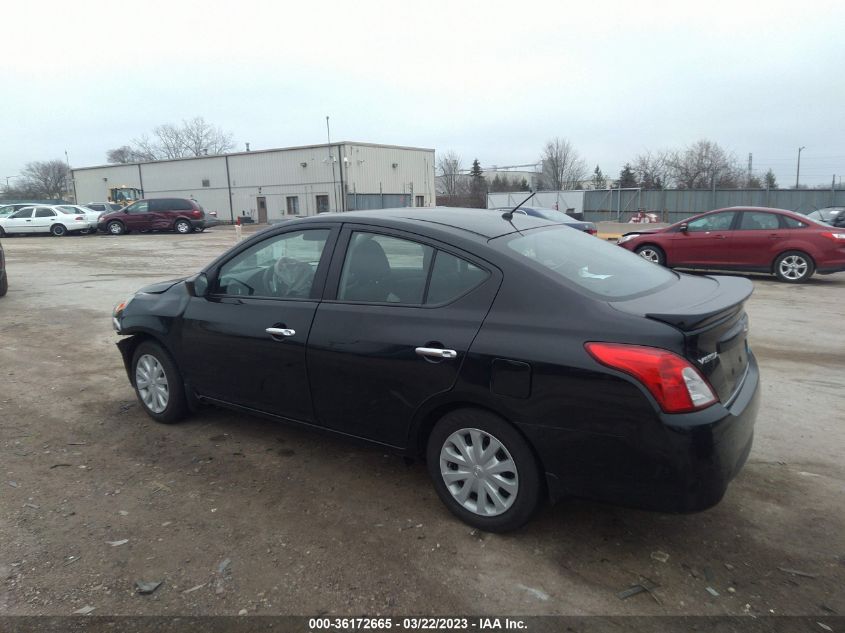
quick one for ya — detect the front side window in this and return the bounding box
[502,226,677,300]
[739,211,779,230]
[10,208,33,219]
[35,208,56,218]
[687,212,736,232]
[338,232,433,304]
[216,229,330,299]
[125,202,149,214]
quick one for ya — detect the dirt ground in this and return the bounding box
[1,226,843,617]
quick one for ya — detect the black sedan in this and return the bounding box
[112,208,759,532]
[493,206,597,234]
[806,207,845,228]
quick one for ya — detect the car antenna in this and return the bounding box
[502,191,535,221]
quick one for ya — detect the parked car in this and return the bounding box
[806,207,845,228]
[112,208,759,532]
[0,205,91,237]
[97,198,208,235]
[58,205,101,234]
[493,207,597,235]
[0,239,7,296]
[617,206,845,283]
[0,203,36,218]
[84,202,124,214]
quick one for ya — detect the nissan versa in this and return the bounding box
[112,208,760,532]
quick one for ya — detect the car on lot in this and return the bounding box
[806,207,845,228]
[0,239,7,296]
[112,208,760,532]
[58,205,101,234]
[0,205,91,237]
[97,198,208,235]
[492,207,597,235]
[84,202,124,215]
[617,206,845,283]
[0,203,36,218]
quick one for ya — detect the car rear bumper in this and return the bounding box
[526,351,760,513]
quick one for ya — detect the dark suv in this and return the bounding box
[97,198,207,235]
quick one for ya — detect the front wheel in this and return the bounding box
[107,221,125,235]
[50,224,67,237]
[174,219,192,234]
[427,409,542,532]
[131,341,188,424]
[635,244,665,266]
[774,251,814,283]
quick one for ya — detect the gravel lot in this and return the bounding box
[1,227,843,617]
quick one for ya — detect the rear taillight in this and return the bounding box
[191,210,201,218]
[585,342,718,413]
[820,231,845,241]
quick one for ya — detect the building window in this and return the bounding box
[202,179,210,188]
[286,196,300,215]
[415,195,424,207]
[316,195,330,213]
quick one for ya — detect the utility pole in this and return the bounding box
[747,153,752,184]
[325,116,339,212]
[796,146,805,188]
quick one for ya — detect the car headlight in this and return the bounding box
[617,234,637,245]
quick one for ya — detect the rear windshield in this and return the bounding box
[499,226,677,300]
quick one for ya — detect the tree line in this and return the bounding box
[437,137,788,208]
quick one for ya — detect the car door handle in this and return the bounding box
[266,327,295,337]
[415,347,458,359]
[769,233,783,239]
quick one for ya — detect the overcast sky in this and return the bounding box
[2,0,843,187]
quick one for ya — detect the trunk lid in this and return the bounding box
[611,274,753,403]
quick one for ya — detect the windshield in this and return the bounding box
[500,226,677,300]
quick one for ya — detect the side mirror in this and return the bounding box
[185,273,210,298]
[679,223,688,232]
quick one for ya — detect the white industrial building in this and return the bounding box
[71,142,435,223]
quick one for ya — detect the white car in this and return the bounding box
[0,205,91,237]
[58,204,101,233]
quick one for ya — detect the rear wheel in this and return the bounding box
[174,219,192,234]
[107,221,125,235]
[131,341,188,424]
[635,245,665,266]
[427,408,542,532]
[0,227,5,237]
[0,270,7,297]
[50,224,67,237]
[774,251,814,283]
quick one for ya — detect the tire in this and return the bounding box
[174,219,192,234]
[107,221,125,235]
[131,341,188,424]
[0,270,7,297]
[635,244,665,266]
[426,408,542,532]
[50,224,67,237]
[774,250,814,283]
[0,227,5,237]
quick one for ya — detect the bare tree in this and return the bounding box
[539,138,588,190]
[106,145,152,164]
[108,117,236,163]
[436,150,466,197]
[667,140,744,189]
[16,160,70,199]
[633,150,670,189]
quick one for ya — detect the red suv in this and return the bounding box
[617,206,845,283]
[97,198,207,235]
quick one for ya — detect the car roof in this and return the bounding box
[308,207,556,239]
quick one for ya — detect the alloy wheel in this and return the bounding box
[176,221,190,234]
[439,428,519,517]
[638,248,660,263]
[778,255,808,280]
[135,354,170,414]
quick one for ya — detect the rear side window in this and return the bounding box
[426,251,488,304]
[173,199,193,211]
[781,216,807,229]
[739,212,779,230]
[502,226,677,300]
[35,208,56,217]
[338,232,433,304]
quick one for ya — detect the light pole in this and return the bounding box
[5,175,19,188]
[796,146,805,188]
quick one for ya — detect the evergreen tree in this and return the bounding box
[618,163,637,188]
[469,158,486,207]
[764,169,778,189]
[592,165,606,189]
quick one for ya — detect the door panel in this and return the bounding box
[668,211,737,267]
[731,211,784,267]
[32,207,58,233]
[5,208,34,233]
[307,227,500,447]
[180,297,319,419]
[123,201,152,230]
